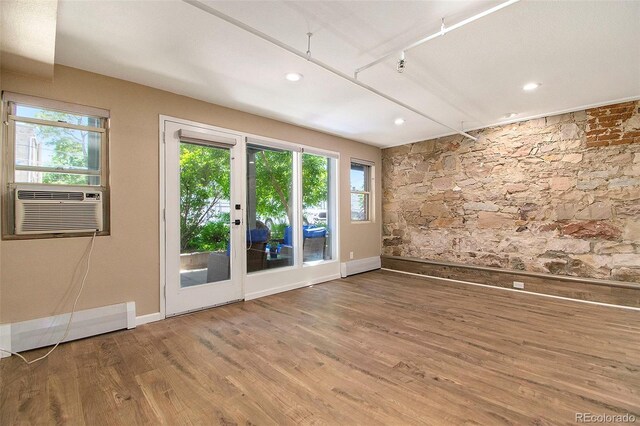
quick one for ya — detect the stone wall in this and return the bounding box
[382,101,640,283]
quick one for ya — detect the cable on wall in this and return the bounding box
[0,231,98,364]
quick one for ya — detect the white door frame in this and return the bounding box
[160,116,246,317]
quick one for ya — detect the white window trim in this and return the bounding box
[3,92,110,118]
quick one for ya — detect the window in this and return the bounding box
[7,98,107,185]
[246,142,295,273]
[244,138,339,272]
[2,92,110,236]
[302,152,337,263]
[350,160,373,222]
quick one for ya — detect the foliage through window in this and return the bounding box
[9,102,107,186]
[303,152,334,261]
[179,143,331,254]
[179,142,230,252]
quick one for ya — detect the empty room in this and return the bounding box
[1,0,639,424]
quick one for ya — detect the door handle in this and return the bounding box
[234,219,241,225]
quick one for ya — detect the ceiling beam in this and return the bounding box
[182,0,478,142]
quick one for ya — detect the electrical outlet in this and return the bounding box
[513,281,525,289]
[349,251,354,260]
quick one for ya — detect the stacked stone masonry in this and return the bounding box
[382,101,640,283]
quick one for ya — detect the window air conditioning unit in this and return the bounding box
[15,186,103,235]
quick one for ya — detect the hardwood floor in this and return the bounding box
[1,270,639,425]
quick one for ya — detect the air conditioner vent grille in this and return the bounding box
[19,203,100,233]
[17,190,84,201]
[14,187,103,235]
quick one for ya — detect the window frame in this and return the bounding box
[350,159,374,223]
[1,92,111,239]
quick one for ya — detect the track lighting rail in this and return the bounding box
[354,0,520,77]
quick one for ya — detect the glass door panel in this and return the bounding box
[246,144,295,272]
[164,120,242,316]
[302,153,335,263]
[179,142,231,287]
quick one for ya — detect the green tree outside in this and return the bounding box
[179,147,329,252]
[32,110,100,185]
[180,143,230,251]
[252,150,328,226]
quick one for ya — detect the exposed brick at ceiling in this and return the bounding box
[586,101,640,148]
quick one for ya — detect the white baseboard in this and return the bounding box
[136,312,164,326]
[309,273,341,286]
[0,323,11,359]
[3,302,135,355]
[126,301,136,329]
[341,256,381,277]
[245,273,341,301]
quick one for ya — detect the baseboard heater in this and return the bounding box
[1,302,135,358]
[341,256,381,277]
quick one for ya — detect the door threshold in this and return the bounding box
[166,298,244,318]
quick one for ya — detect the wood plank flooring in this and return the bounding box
[1,270,639,425]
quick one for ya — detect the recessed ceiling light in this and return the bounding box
[285,72,303,82]
[522,82,541,91]
[394,118,405,126]
[502,112,518,119]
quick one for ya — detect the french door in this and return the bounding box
[164,120,243,316]
[162,117,340,316]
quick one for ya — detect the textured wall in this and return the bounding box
[382,101,640,283]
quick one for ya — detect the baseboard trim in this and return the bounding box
[382,268,640,312]
[381,255,639,289]
[382,256,640,308]
[3,302,136,356]
[135,312,164,326]
[126,302,136,329]
[245,273,341,301]
[309,273,341,286]
[0,323,11,359]
[341,256,381,277]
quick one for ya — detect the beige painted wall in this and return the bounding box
[0,65,382,323]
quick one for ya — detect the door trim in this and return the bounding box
[159,116,167,321]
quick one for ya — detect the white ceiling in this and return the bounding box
[1,0,58,79]
[54,0,640,147]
